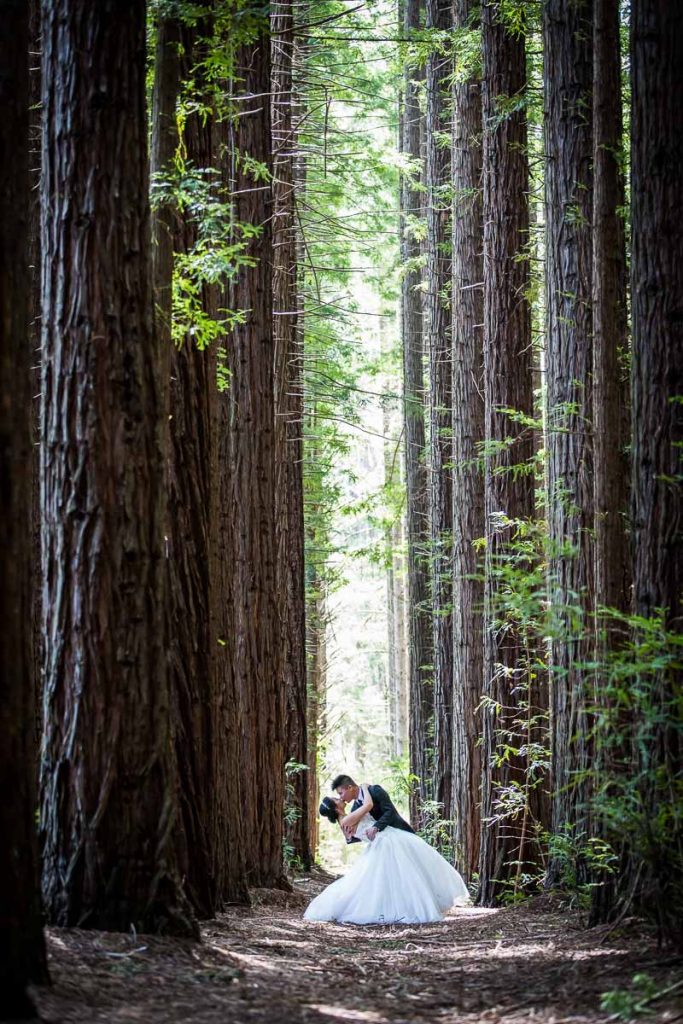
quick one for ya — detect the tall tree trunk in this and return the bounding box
[150,9,215,917]
[160,16,248,915]
[450,0,484,880]
[426,0,454,822]
[478,1,537,904]
[401,0,432,826]
[228,7,286,888]
[0,1,48,1010]
[592,0,630,622]
[628,0,683,939]
[273,0,311,872]
[542,0,594,852]
[39,0,195,936]
[589,0,631,926]
[30,0,43,752]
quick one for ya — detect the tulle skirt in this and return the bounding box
[304,827,469,925]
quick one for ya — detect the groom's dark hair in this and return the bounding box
[331,773,355,790]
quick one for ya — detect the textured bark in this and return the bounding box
[151,14,180,423]
[228,10,286,887]
[273,1,311,872]
[630,0,682,628]
[401,0,432,826]
[542,0,594,846]
[0,1,48,1010]
[588,0,631,927]
[39,0,195,936]
[450,0,484,880]
[30,0,42,751]
[592,0,630,622]
[161,17,247,915]
[628,0,683,938]
[426,0,454,821]
[479,2,538,904]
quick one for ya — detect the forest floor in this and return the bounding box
[33,868,683,1024]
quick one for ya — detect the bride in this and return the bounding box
[304,782,469,925]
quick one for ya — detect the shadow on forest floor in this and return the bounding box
[33,869,683,1023]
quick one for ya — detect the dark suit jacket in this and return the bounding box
[366,784,415,834]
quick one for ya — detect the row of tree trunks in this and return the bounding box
[401,0,432,827]
[449,0,484,882]
[426,0,455,823]
[273,0,312,871]
[0,0,48,1010]
[39,0,196,935]
[478,2,538,903]
[228,10,287,888]
[542,0,595,855]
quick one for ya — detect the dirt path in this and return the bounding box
[34,871,682,1023]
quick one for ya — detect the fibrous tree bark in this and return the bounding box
[542,0,594,849]
[273,0,311,872]
[592,0,630,624]
[161,13,248,915]
[589,0,631,927]
[479,0,539,903]
[450,0,484,879]
[628,0,683,939]
[228,5,286,887]
[426,0,454,823]
[151,9,216,917]
[401,0,432,827]
[0,0,48,1010]
[40,0,195,936]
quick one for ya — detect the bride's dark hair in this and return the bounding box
[319,796,340,824]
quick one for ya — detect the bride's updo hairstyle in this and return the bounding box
[319,796,340,824]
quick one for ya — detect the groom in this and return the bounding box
[332,773,415,842]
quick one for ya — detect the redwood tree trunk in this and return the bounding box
[273,0,311,872]
[39,0,195,936]
[450,0,484,880]
[542,0,595,850]
[479,2,537,904]
[630,0,682,627]
[162,16,245,916]
[589,0,631,926]
[228,8,286,887]
[426,0,454,822]
[401,0,432,826]
[592,0,630,622]
[629,0,683,938]
[0,0,48,1010]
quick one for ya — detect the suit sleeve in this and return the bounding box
[369,785,394,831]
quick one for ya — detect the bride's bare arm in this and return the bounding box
[340,784,374,831]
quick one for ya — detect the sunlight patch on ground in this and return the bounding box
[308,1005,389,1023]
[448,906,500,918]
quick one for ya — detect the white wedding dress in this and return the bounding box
[304,808,469,925]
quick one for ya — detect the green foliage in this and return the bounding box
[283,760,310,874]
[543,825,618,910]
[417,800,459,863]
[590,609,683,941]
[600,973,681,1022]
